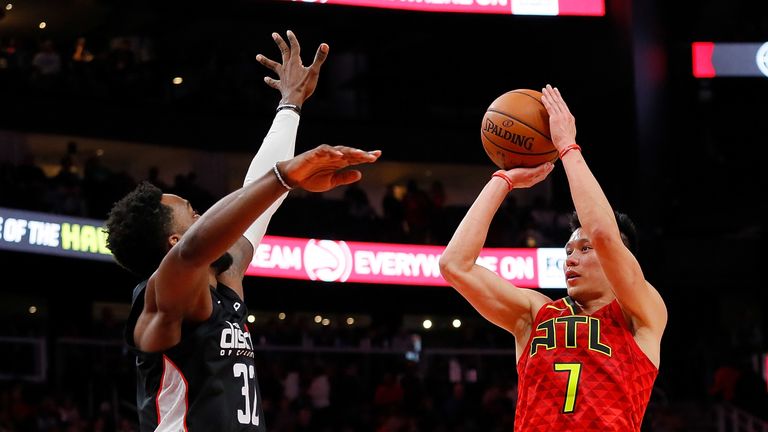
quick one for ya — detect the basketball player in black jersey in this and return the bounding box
[105,31,380,431]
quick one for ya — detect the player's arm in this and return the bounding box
[136,169,293,351]
[140,145,380,351]
[161,145,380,310]
[150,169,296,324]
[541,85,667,337]
[439,163,554,342]
[220,31,329,294]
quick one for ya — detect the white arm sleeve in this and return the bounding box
[242,109,300,248]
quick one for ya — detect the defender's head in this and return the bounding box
[106,182,214,279]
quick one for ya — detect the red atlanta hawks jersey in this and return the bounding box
[515,297,658,431]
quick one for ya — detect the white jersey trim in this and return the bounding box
[155,355,189,432]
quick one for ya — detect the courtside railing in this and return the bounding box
[716,404,768,432]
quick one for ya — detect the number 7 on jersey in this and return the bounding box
[554,362,582,413]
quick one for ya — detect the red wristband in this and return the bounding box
[559,143,581,159]
[492,170,514,192]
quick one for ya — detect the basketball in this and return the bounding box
[480,89,557,169]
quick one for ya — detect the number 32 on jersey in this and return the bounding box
[233,362,260,426]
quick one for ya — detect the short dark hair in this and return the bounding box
[105,182,173,278]
[568,210,638,254]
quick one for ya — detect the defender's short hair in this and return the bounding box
[105,182,173,278]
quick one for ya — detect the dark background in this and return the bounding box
[1,0,767,429]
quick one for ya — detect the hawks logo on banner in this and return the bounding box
[303,239,353,282]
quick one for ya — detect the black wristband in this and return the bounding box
[276,103,301,115]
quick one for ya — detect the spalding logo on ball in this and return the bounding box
[481,89,557,169]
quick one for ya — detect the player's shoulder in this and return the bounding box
[530,295,570,321]
[545,296,572,309]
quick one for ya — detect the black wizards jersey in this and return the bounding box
[125,281,264,432]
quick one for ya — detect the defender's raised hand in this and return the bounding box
[256,30,329,106]
[278,145,381,193]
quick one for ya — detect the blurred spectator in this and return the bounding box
[709,354,741,403]
[529,195,556,231]
[70,37,95,97]
[442,382,472,429]
[72,37,95,64]
[342,183,377,240]
[516,217,548,248]
[171,171,215,212]
[307,365,332,429]
[402,179,432,244]
[271,397,298,431]
[35,396,60,431]
[83,152,115,218]
[106,38,136,99]
[0,37,22,70]
[107,38,135,74]
[9,384,34,430]
[11,154,48,212]
[733,360,768,420]
[373,372,403,414]
[47,153,85,216]
[381,183,406,242]
[93,306,122,339]
[284,369,301,403]
[400,362,425,418]
[334,363,365,429]
[58,394,81,429]
[31,40,62,93]
[0,37,25,96]
[429,180,448,243]
[487,194,521,247]
[145,166,169,191]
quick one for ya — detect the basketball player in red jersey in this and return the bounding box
[439,84,666,430]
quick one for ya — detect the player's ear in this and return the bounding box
[168,234,180,249]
